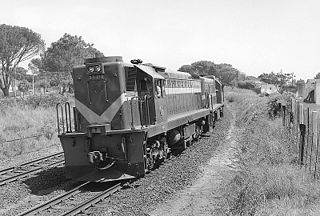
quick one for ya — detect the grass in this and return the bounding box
[218,88,320,216]
[0,94,69,160]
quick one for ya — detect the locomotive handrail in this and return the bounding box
[65,102,72,133]
[130,96,141,128]
[56,102,74,134]
[144,95,151,125]
[56,103,65,134]
[129,95,152,128]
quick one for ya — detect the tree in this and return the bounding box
[214,63,239,85]
[15,67,28,81]
[29,58,44,73]
[178,61,217,78]
[178,64,199,78]
[190,61,217,76]
[38,80,49,94]
[18,80,30,97]
[258,71,292,89]
[178,60,242,85]
[315,73,320,79]
[42,34,103,79]
[178,65,193,73]
[0,24,45,96]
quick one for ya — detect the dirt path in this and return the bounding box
[150,106,237,216]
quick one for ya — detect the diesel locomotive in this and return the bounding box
[57,56,224,182]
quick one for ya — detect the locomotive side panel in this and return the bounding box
[165,79,202,117]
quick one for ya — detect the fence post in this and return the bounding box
[310,111,318,174]
[303,107,307,165]
[298,103,305,165]
[310,111,317,173]
[305,107,311,169]
[314,112,320,178]
[282,105,286,126]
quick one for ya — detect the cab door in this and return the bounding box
[154,79,167,124]
[137,75,156,125]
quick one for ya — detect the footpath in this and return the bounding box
[150,103,238,216]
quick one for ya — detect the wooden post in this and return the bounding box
[299,124,306,165]
[309,111,317,171]
[315,113,320,178]
[291,99,296,133]
[299,104,304,124]
[305,108,310,169]
[298,103,305,165]
[295,101,300,146]
[303,108,309,165]
[310,111,318,173]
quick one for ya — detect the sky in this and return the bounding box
[1,0,320,80]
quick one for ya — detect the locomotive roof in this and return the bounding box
[135,64,164,80]
[162,69,192,80]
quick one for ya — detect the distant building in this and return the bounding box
[305,79,316,95]
[260,84,277,94]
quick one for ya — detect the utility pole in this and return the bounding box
[291,72,295,86]
[14,67,16,98]
[32,73,35,95]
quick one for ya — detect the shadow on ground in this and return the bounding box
[21,166,72,195]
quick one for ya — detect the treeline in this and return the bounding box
[0,24,103,97]
[3,24,299,97]
[178,61,246,86]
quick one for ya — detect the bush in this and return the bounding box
[0,93,69,111]
[237,80,255,89]
[23,94,68,108]
[267,92,293,118]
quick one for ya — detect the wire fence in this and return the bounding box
[1,134,43,144]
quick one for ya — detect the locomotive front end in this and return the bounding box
[57,56,146,182]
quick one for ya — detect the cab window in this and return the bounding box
[124,67,137,91]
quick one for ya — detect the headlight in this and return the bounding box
[95,65,101,72]
[88,66,94,73]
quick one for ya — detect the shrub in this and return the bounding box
[237,80,255,89]
[23,93,68,108]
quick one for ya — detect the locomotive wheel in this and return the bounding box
[146,155,155,171]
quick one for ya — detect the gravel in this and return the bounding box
[93,108,232,216]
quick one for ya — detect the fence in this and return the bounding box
[281,99,320,178]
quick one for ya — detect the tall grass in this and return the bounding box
[218,88,320,215]
[0,94,68,160]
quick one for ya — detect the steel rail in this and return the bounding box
[18,181,91,216]
[59,182,122,216]
[0,152,64,186]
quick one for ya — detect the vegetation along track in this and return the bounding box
[19,181,123,216]
[0,152,64,186]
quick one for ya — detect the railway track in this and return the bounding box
[0,152,64,186]
[19,181,123,216]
